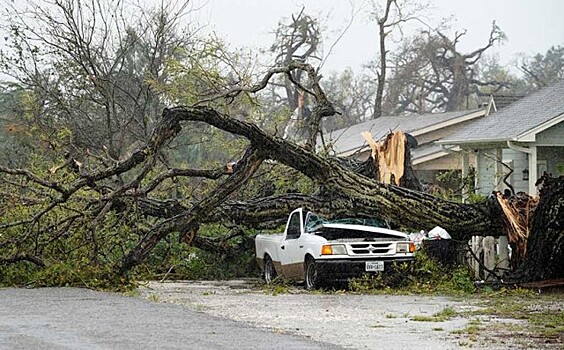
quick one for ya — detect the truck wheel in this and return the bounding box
[304,258,321,290]
[263,255,277,284]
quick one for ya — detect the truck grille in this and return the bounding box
[349,242,394,255]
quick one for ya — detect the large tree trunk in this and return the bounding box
[164,107,499,237]
[517,177,564,282]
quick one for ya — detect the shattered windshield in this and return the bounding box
[305,212,388,232]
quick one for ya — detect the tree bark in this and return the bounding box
[372,0,394,119]
[517,176,564,281]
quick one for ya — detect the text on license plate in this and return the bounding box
[365,261,384,272]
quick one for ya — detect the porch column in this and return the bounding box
[528,145,538,195]
[461,152,469,203]
[494,148,502,191]
[475,150,481,192]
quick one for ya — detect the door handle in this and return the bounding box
[281,245,285,250]
[299,245,303,248]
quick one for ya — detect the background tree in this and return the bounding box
[269,8,322,111]
[0,0,197,161]
[258,9,324,145]
[0,0,255,284]
[321,68,375,130]
[384,23,507,113]
[368,0,429,118]
[519,45,564,90]
[474,55,525,94]
[0,83,30,167]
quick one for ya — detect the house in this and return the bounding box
[438,80,564,196]
[322,109,486,186]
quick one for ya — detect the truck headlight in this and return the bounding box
[396,242,416,253]
[321,244,347,255]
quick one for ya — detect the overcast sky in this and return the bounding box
[191,0,564,74]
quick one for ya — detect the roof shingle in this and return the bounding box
[324,109,483,155]
[441,80,564,144]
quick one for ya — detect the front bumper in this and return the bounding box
[315,258,414,281]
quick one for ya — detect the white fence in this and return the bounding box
[467,236,511,280]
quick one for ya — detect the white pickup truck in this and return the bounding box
[255,208,416,289]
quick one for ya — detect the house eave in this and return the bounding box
[411,109,486,137]
[437,138,509,146]
[412,151,449,165]
[337,146,370,157]
[514,112,564,142]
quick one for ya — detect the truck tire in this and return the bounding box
[304,258,322,290]
[263,255,277,284]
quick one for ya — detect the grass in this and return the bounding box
[451,319,483,344]
[147,293,160,302]
[451,319,482,335]
[122,289,140,297]
[370,324,388,328]
[453,292,564,345]
[434,306,458,319]
[260,279,292,295]
[522,308,564,337]
[411,306,458,322]
[347,253,476,296]
[410,315,436,322]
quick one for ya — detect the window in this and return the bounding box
[286,212,301,240]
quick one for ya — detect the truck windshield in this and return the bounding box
[304,212,388,232]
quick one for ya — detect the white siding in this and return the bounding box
[413,153,462,171]
[476,149,498,194]
[503,149,528,193]
[536,122,564,146]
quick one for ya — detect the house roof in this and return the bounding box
[478,92,526,111]
[323,109,484,156]
[411,143,446,164]
[440,80,564,145]
[491,94,526,110]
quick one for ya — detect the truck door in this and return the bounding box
[279,209,306,278]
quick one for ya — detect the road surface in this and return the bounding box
[0,287,340,349]
[139,279,563,350]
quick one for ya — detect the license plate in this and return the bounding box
[365,261,384,272]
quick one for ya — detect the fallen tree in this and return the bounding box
[1,61,562,283]
[517,176,564,281]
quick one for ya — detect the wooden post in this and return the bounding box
[483,236,496,281]
[498,236,510,276]
[467,238,473,276]
[470,236,483,279]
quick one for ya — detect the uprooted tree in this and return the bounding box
[1,60,562,284]
[0,0,562,285]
